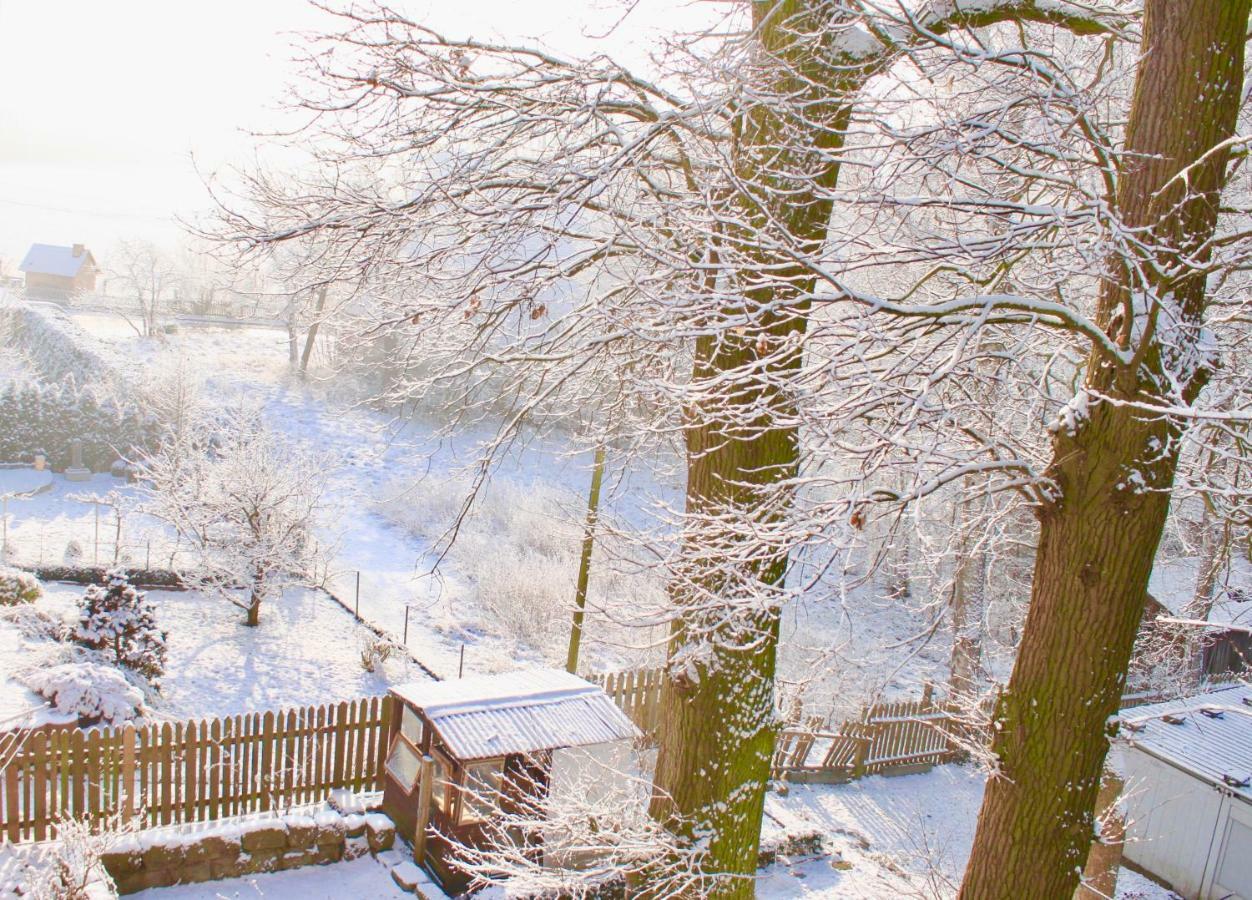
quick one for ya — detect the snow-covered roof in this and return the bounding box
[1119,683,1252,801]
[1147,556,1252,625]
[18,243,94,277]
[391,668,638,761]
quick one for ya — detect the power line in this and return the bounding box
[0,195,177,223]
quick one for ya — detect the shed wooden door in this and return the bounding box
[1206,795,1252,899]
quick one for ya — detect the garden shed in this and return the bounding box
[1117,683,1252,899]
[382,668,639,893]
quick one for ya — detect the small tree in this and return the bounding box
[109,240,180,338]
[74,569,166,682]
[138,408,327,626]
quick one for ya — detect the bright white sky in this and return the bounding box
[0,0,718,272]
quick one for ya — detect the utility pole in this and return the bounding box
[566,446,606,674]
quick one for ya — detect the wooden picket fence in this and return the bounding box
[586,668,664,740]
[0,668,959,844]
[0,695,392,843]
[773,685,959,784]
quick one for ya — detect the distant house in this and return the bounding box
[19,243,99,299]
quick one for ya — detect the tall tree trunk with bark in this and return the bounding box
[960,3,1250,897]
[646,2,859,895]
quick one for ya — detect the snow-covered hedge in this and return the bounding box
[23,663,144,724]
[0,302,116,387]
[0,380,160,471]
[0,565,42,605]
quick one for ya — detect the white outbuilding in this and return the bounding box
[1116,683,1252,899]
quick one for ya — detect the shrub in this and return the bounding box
[0,565,42,605]
[5,818,121,899]
[64,540,84,565]
[359,633,397,672]
[75,569,167,683]
[0,603,65,641]
[23,663,144,724]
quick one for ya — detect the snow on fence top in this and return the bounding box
[1118,683,1252,799]
[392,668,638,761]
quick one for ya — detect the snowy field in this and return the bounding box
[59,311,950,713]
[131,853,417,900]
[0,579,429,728]
[123,766,1174,900]
[760,767,1173,899]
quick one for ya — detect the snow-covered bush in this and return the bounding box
[0,566,41,605]
[0,603,65,642]
[75,570,167,682]
[64,540,85,565]
[23,663,144,724]
[1,818,121,899]
[359,632,396,672]
[0,303,115,387]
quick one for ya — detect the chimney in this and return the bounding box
[72,244,84,258]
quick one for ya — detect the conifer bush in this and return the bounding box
[74,569,167,683]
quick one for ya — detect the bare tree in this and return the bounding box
[110,241,180,338]
[137,407,328,626]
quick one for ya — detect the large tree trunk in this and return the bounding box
[646,2,858,895]
[960,3,1249,897]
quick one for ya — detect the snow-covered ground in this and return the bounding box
[760,766,1174,899]
[0,304,1202,898]
[124,766,1175,900]
[58,311,948,711]
[0,579,429,728]
[130,853,416,900]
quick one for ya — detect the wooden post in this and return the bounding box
[413,755,435,867]
[566,445,606,674]
[121,725,136,825]
[851,734,871,780]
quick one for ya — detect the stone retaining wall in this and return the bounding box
[102,809,396,894]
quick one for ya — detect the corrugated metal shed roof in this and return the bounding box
[19,244,92,277]
[391,669,639,761]
[1120,683,1252,800]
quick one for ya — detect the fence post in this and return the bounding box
[121,725,136,825]
[851,733,871,779]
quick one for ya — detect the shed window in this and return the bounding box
[386,737,421,791]
[431,750,455,815]
[460,759,506,824]
[401,707,425,746]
